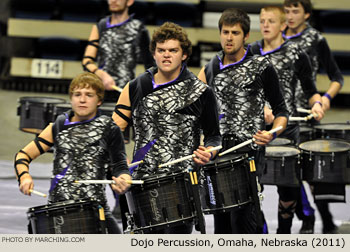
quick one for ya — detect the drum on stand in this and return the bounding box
[17,97,66,134]
[200,153,252,214]
[261,146,301,187]
[27,200,107,234]
[299,139,350,184]
[126,172,195,233]
[314,123,350,142]
[99,105,114,117]
[50,103,71,122]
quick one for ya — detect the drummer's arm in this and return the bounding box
[112,82,132,132]
[15,124,54,195]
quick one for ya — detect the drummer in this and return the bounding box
[197,8,288,234]
[250,6,324,233]
[283,0,345,234]
[14,73,131,234]
[112,22,221,234]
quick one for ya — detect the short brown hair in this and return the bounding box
[261,6,286,24]
[284,0,312,17]
[69,72,104,102]
[219,8,250,36]
[150,22,192,62]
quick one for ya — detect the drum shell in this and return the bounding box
[261,148,301,187]
[51,103,71,122]
[126,173,195,232]
[200,154,252,214]
[299,140,350,184]
[27,200,106,234]
[17,97,66,134]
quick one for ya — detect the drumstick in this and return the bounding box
[289,114,315,121]
[128,160,143,168]
[158,145,222,168]
[29,189,47,198]
[74,180,144,185]
[111,85,123,93]
[297,108,312,114]
[219,126,283,157]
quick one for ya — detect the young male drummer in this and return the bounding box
[249,6,324,233]
[14,73,131,234]
[197,8,288,234]
[283,0,345,234]
[112,22,221,234]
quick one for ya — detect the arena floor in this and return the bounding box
[0,89,349,234]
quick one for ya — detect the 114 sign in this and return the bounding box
[31,59,63,79]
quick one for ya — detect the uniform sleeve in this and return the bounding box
[199,87,222,147]
[317,38,344,86]
[137,24,155,69]
[107,123,130,178]
[295,51,318,100]
[261,65,289,119]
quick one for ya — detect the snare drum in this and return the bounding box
[261,146,301,187]
[17,97,66,134]
[314,123,350,142]
[51,103,71,122]
[99,105,114,117]
[200,153,252,214]
[27,200,107,234]
[299,126,314,143]
[126,172,195,233]
[299,139,350,183]
[268,138,292,146]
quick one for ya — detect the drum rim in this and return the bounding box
[27,199,100,212]
[265,146,300,156]
[314,123,350,130]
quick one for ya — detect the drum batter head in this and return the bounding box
[314,123,350,131]
[265,146,300,157]
[268,138,292,146]
[299,139,350,153]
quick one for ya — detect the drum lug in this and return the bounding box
[25,101,30,119]
[281,156,285,167]
[331,152,335,163]
[309,151,312,161]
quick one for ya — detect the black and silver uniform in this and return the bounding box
[283,25,344,108]
[50,111,129,209]
[97,15,154,89]
[250,40,318,118]
[129,66,221,179]
[204,48,288,148]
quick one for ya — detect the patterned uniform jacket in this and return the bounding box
[250,40,317,118]
[129,66,221,179]
[97,15,154,88]
[50,111,129,208]
[204,49,288,147]
[283,25,344,108]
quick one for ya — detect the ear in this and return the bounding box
[127,0,135,8]
[243,32,250,43]
[97,100,102,107]
[182,53,188,61]
[281,22,287,32]
[304,12,310,21]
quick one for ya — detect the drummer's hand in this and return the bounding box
[19,174,34,196]
[253,130,273,146]
[311,102,324,121]
[98,70,116,91]
[193,146,212,166]
[111,173,132,194]
[321,95,331,112]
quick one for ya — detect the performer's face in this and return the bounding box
[108,0,130,14]
[220,24,247,56]
[284,3,310,31]
[70,86,102,122]
[260,9,287,42]
[153,39,187,75]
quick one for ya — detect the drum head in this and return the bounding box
[299,139,350,153]
[314,123,350,131]
[300,126,312,133]
[55,103,71,109]
[268,138,292,146]
[266,146,300,157]
[203,153,245,169]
